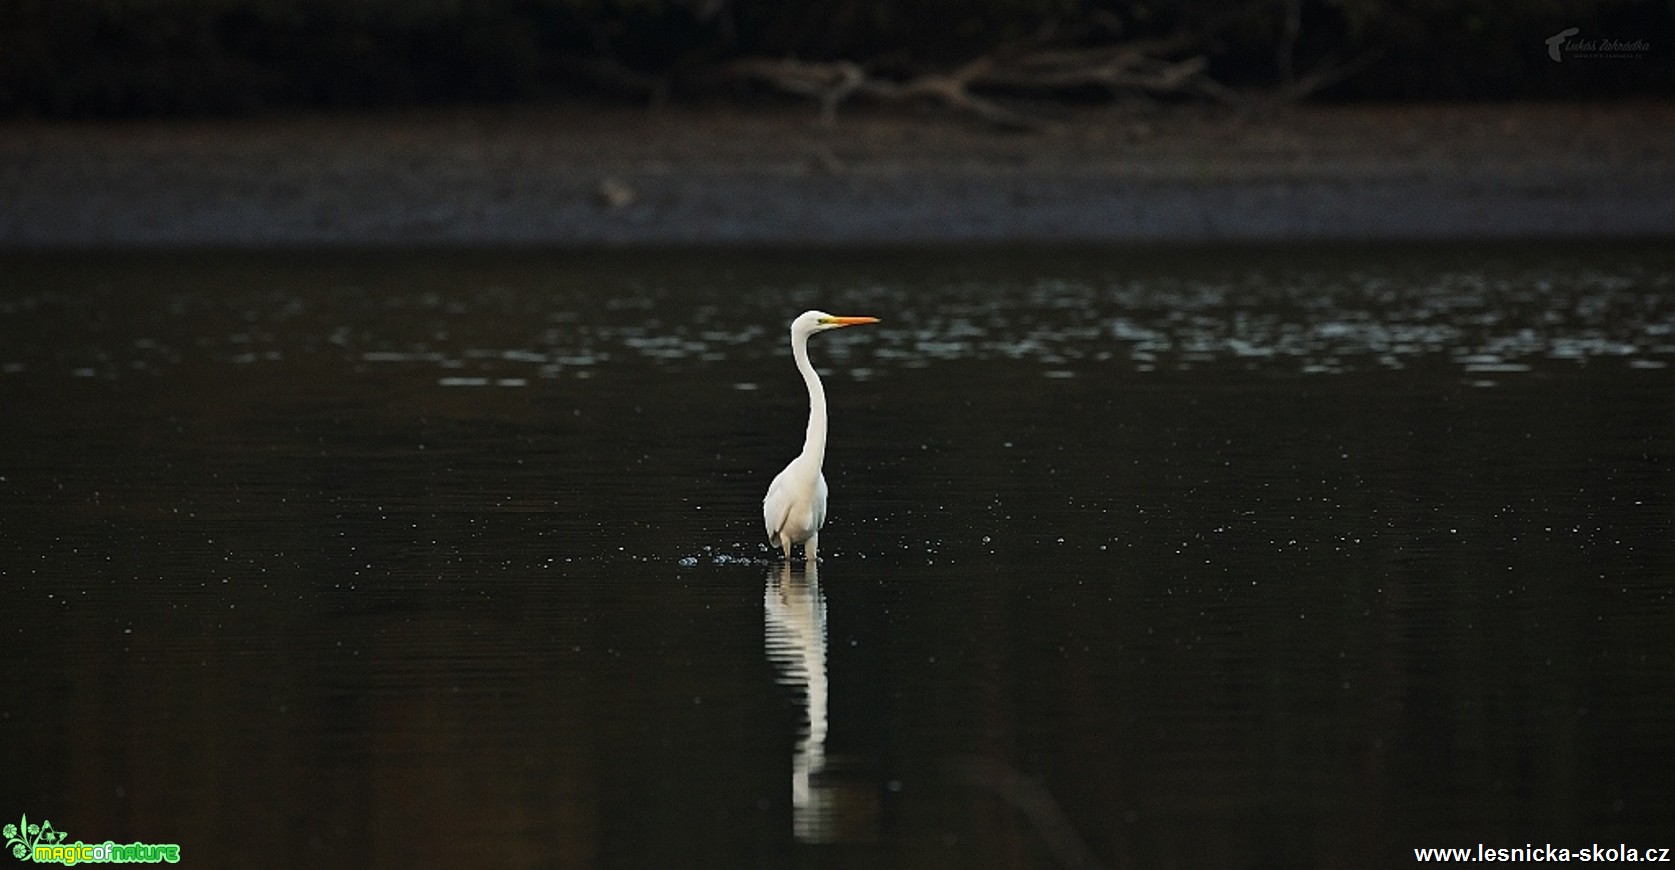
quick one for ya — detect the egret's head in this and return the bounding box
[793,310,880,339]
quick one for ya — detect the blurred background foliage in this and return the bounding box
[1,0,1668,116]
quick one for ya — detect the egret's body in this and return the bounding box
[764,311,878,561]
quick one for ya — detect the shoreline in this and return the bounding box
[3,102,1672,246]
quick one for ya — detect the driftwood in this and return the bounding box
[559,14,1368,129]
[722,34,1238,129]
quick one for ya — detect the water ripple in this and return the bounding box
[3,247,1670,382]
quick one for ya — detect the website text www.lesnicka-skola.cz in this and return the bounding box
[1415,844,1671,863]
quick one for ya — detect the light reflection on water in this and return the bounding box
[1,243,1672,868]
[2,245,1671,386]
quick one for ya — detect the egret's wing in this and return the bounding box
[766,460,828,548]
[764,466,795,545]
[811,472,828,534]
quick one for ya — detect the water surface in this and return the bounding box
[2,244,1672,867]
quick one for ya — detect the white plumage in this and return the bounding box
[763,310,878,561]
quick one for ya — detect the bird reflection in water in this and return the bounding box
[763,561,877,843]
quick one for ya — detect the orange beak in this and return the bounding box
[819,315,880,327]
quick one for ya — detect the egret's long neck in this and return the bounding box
[793,331,828,467]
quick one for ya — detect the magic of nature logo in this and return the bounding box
[5,814,179,865]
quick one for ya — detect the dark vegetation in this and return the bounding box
[1,0,1668,120]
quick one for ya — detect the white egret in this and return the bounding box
[763,310,879,561]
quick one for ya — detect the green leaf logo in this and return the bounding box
[5,814,69,862]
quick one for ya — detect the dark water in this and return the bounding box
[2,244,1672,868]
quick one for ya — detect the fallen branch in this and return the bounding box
[721,32,1233,128]
[723,57,869,124]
